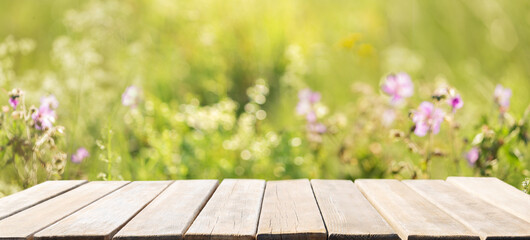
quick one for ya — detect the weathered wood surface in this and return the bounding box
[33,181,171,240]
[447,177,530,223]
[257,179,327,240]
[311,179,399,240]
[0,180,86,221]
[404,180,530,239]
[114,180,218,240]
[0,181,127,240]
[0,177,527,240]
[355,179,479,240]
[185,179,265,240]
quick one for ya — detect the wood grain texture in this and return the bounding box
[0,181,128,240]
[114,180,219,240]
[404,180,530,239]
[311,180,399,240]
[33,181,172,240]
[257,179,327,240]
[0,180,87,220]
[447,177,530,223]
[355,179,479,240]
[184,179,265,240]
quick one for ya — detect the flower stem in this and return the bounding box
[422,131,433,177]
[106,127,113,181]
[449,120,459,174]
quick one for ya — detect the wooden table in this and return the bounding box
[0,177,528,240]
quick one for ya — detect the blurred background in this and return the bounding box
[0,0,529,195]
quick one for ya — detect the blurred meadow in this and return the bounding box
[0,0,529,195]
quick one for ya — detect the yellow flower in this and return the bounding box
[357,43,374,57]
[340,33,362,49]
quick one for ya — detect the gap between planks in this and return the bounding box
[404,179,530,240]
[113,180,219,240]
[0,181,129,240]
[185,179,266,240]
[33,181,172,240]
[257,179,327,240]
[0,180,87,221]
[356,179,479,240]
[311,179,399,240]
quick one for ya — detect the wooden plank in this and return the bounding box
[311,179,399,240]
[404,180,530,239]
[257,179,327,240]
[114,180,218,240]
[355,179,479,240]
[0,180,87,220]
[447,177,530,223]
[33,181,172,240]
[0,181,128,240]
[184,179,265,240]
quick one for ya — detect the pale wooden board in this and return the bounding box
[257,179,327,240]
[404,179,530,239]
[184,179,265,240]
[113,180,219,240]
[447,177,530,223]
[311,179,399,240]
[355,179,479,240]
[0,180,87,220]
[0,181,128,240]
[33,181,172,240]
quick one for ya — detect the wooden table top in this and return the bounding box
[0,177,528,240]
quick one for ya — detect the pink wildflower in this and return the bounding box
[306,122,327,143]
[307,122,327,134]
[298,88,321,103]
[8,97,18,109]
[7,89,23,110]
[412,101,445,137]
[32,107,56,130]
[466,147,479,166]
[122,85,142,108]
[494,84,511,113]
[381,72,414,103]
[40,95,59,110]
[296,88,328,142]
[448,94,463,112]
[296,88,321,123]
[71,147,89,163]
[32,94,59,130]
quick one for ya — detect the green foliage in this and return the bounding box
[0,0,529,194]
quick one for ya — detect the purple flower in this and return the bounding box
[306,122,327,143]
[71,147,89,163]
[307,122,327,134]
[32,107,56,130]
[32,94,59,130]
[494,84,511,113]
[8,97,18,109]
[296,88,321,123]
[296,88,328,142]
[412,101,445,137]
[448,94,463,112]
[40,95,59,110]
[381,72,414,103]
[466,147,479,166]
[122,85,142,108]
[296,100,312,117]
[298,88,321,103]
[7,89,23,110]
